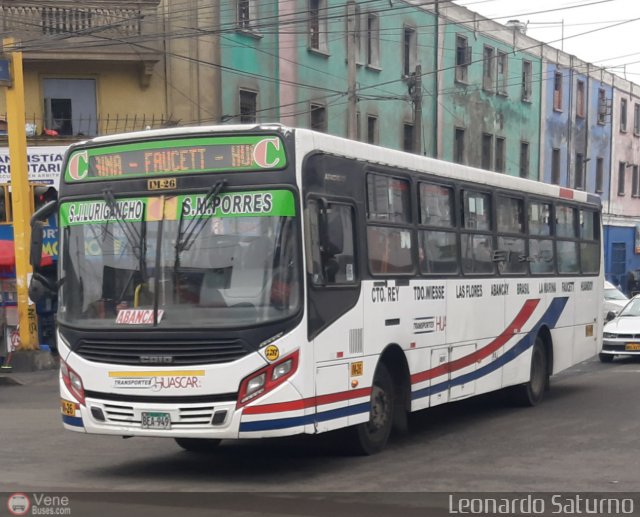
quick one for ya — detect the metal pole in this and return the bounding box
[413,64,422,154]
[4,37,38,350]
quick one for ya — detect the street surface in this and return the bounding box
[1,355,639,515]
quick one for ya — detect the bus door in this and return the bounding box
[305,198,363,433]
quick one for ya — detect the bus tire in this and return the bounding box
[599,353,614,363]
[174,438,221,453]
[510,336,548,407]
[348,363,395,455]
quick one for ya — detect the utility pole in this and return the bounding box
[3,38,38,350]
[347,0,357,140]
[412,64,423,154]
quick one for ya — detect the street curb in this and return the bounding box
[0,375,23,386]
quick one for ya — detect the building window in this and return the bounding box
[522,60,532,101]
[497,51,508,95]
[598,88,607,125]
[618,161,626,196]
[310,103,327,131]
[495,137,505,172]
[481,133,493,170]
[237,0,256,30]
[44,78,97,136]
[576,80,585,118]
[366,13,380,67]
[519,141,530,178]
[483,46,494,91]
[596,157,604,193]
[553,72,563,111]
[575,153,584,190]
[633,165,640,197]
[635,103,640,135]
[403,26,416,77]
[456,35,470,83]
[620,98,628,132]
[454,128,465,164]
[367,115,378,144]
[309,0,327,52]
[551,148,561,185]
[239,89,257,123]
[403,123,414,152]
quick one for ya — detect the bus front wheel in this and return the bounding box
[510,337,548,407]
[348,363,395,455]
[174,438,221,453]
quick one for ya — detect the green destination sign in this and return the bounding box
[64,135,287,182]
[60,190,296,226]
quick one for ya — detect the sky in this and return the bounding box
[452,0,640,81]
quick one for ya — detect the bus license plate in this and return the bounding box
[141,412,171,429]
[625,343,640,351]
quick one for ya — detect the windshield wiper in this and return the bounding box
[175,180,227,256]
[102,188,148,284]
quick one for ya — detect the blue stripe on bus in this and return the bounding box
[239,402,370,432]
[411,297,568,401]
[62,414,84,428]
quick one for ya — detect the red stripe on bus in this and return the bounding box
[243,387,372,415]
[410,298,540,385]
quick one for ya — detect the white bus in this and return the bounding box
[30,124,603,454]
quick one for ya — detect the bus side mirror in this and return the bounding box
[605,311,617,322]
[29,272,56,304]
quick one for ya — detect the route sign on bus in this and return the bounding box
[65,135,286,182]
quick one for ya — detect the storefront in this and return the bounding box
[0,145,66,357]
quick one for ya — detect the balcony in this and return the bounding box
[0,1,162,68]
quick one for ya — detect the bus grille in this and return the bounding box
[75,338,251,366]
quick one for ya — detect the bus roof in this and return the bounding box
[67,124,601,207]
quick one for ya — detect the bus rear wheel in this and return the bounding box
[348,363,395,455]
[174,438,221,453]
[510,336,548,407]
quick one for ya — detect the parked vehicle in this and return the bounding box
[601,294,640,362]
[604,280,629,320]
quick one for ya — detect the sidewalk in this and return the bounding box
[1,349,59,375]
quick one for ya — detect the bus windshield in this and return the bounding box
[57,189,300,329]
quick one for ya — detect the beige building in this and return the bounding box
[0,0,220,144]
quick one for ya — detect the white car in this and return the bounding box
[603,281,628,320]
[601,294,640,363]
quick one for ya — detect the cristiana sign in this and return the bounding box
[0,146,68,189]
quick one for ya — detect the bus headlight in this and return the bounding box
[237,350,299,408]
[60,360,85,406]
[603,332,617,339]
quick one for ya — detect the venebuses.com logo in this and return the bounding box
[7,493,30,516]
[6,493,71,515]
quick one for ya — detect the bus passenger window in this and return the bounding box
[529,239,554,275]
[368,226,413,275]
[461,233,495,275]
[419,230,458,274]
